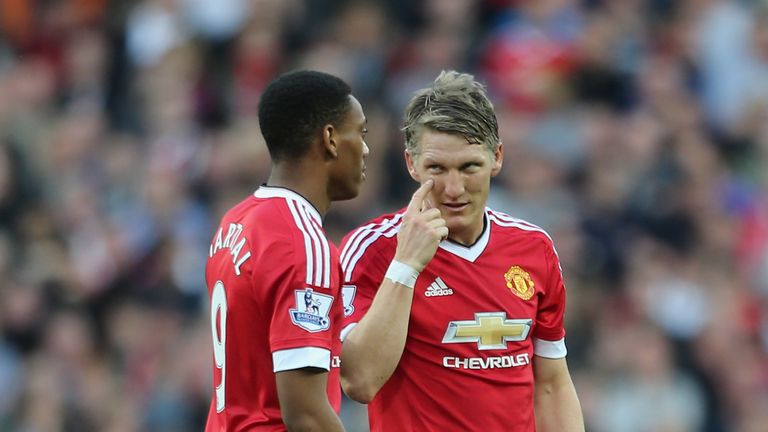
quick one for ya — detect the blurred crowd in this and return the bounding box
[1,0,767,431]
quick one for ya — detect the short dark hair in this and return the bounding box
[258,70,352,162]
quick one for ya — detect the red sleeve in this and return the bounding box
[532,237,566,342]
[339,231,392,329]
[262,233,337,354]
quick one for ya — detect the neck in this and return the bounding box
[267,162,330,216]
[448,214,486,246]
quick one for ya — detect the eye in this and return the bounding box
[361,128,368,137]
[461,162,481,172]
[427,165,443,173]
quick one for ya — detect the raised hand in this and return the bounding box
[393,180,448,272]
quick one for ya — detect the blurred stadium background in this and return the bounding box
[1,0,767,430]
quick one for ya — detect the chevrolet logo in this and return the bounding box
[442,312,532,350]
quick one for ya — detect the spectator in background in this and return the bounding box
[1,1,768,430]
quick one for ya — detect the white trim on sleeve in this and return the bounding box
[339,323,358,342]
[272,347,331,372]
[533,337,567,359]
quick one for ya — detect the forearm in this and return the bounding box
[283,406,345,432]
[276,369,345,432]
[340,278,414,403]
[534,377,584,432]
[341,181,445,403]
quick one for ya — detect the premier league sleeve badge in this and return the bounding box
[290,288,334,332]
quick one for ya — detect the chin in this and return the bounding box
[331,187,359,202]
[446,212,481,236]
[445,219,469,235]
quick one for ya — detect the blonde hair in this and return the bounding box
[403,70,499,156]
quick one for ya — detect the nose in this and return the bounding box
[441,169,465,199]
[362,140,370,157]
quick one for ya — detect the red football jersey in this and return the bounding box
[205,186,343,432]
[339,208,568,432]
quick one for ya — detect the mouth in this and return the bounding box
[441,202,469,212]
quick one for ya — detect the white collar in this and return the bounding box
[437,211,490,262]
[254,186,323,226]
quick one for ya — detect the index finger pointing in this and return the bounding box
[406,179,434,214]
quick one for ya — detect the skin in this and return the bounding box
[267,95,369,213]
[326,96,369,202]
[268,94,369,432]
[341,180,447,402]
[534,357,585,432]
[276,368,345,432]
[405,129,503,246]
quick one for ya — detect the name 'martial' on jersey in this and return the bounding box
[209,222,252,275]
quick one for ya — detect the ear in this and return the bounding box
[490,143,503,177]
[323,124,338,159]
[404,149,420,181]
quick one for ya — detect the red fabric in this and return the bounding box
[340,208,567,432]
[205,189,343,431]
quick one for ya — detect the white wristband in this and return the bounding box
[384,260,420,289]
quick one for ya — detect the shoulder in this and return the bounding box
[486,208,556,250]
[340,210,404,254]
[251,195,336,287]
[233,195,329,256]
[340,210,404,278]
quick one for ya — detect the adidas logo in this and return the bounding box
[425,277,454,297]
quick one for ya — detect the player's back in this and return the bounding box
[205,187,343,431]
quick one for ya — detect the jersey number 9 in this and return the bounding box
[211,281,227,412]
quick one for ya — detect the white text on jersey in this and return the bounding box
[442,353,530,370]
[209,223,252,275]
[425,277,454,297]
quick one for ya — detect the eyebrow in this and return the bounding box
[422,156,484,166]
[460,161,481,168]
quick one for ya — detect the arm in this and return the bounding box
[532,232,583,431]
[265,225,345,430]
[340,277,416,403]
[276,368,345,432]
[340,180,446,403]
[533,356,584,432]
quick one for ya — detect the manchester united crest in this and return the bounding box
[504,266,535,300]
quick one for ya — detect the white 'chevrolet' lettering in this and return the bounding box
[442,353,530,369]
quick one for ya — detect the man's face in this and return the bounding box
[406,129,502,244]
[329,95,369,201]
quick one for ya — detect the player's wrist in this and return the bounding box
[392,251,426,273]
[384,260,420,289]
